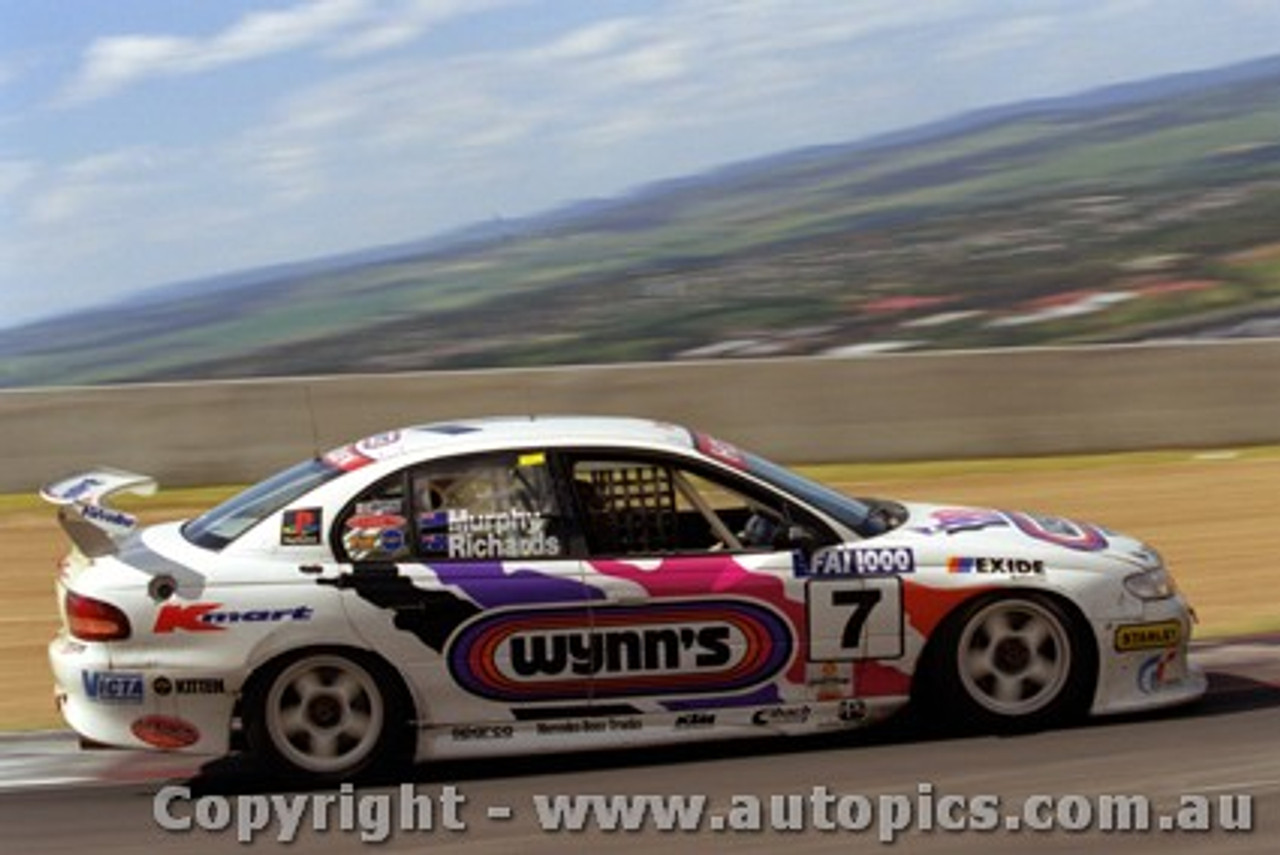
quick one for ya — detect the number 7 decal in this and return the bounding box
[806,577,904,660]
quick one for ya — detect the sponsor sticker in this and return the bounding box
[82,671,144,704]
[947,557,1045,575]
[806,661,853,701]
[752,705,811,726]
[535,718,642,736]
[152,677,226,696]
[78,503,137,534]
[154,603,314,633]
[344,512,410,560]
[1138,648,1185,693]
[281,508,323,546]
[323,444,374,472]
[838,698,868,723]
[419,509,562,559]
[61,476,106,502]
[1115,620,1183,651]
[450,724,515,741]
[1005,511,1109,552]
[674,712,716,729]
[357,430,401,453]
[694,433,749,470]
[913,508,1008,536]
[447,600,793,703]
[131,715,200,749]
[804,546,915,577]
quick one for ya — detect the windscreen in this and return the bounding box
[742,453,878,535]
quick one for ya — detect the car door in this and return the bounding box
[564,450,831,717]
[330,449,597,729]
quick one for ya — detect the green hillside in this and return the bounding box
[2,60,1279,387]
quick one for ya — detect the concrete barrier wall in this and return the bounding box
[1,340,1277,492]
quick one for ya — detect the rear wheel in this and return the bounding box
[924,594,1095,730]
[246,650,410,782]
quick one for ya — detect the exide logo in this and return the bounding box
[153,603,314,633]
[447,599,793,702]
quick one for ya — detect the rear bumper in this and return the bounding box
[49,633,233,756]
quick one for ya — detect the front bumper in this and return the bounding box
[49,634,235,756]
[1090,594,1207,716]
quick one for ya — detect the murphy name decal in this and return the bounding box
[446,600,792,702]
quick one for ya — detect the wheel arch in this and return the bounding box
[237,643,421,745]
[910,586,1101,712]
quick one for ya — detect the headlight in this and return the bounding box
[1124,566,1176,600]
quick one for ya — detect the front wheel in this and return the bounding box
[245,650,410,782]
[923,594,1095,730]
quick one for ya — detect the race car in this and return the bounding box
[43,416,1204,782]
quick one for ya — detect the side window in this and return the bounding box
[335,451,568,562]
[572,459,681,555]
[415,451,567,561]
[339,477,412,562]
[570,456,822,557]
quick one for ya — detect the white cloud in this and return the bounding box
[537,18,643,61]
[58,0,533,104]
[333,0,528,57]
[195,0,370,68]
[942,14,1060,63]
[0,158,37,201]
[64,34,193,103]
[25,147,176,225]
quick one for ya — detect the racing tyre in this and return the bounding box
[246,649,411,783]
[923,594,1095,731]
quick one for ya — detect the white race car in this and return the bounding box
[44,416,1204,782]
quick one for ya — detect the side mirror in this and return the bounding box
[783,525,817,556]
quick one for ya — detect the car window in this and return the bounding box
[336,450,568,562]
[184,457,344,550]
[338,476,413,562]
[416,450,567,561]
[569,455,831,557]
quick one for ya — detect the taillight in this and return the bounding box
[65,591,132,641]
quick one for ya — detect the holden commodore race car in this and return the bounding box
[44,416,1204,782]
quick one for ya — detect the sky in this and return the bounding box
[2,0,1278,329]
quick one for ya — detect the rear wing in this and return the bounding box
[40,468,158,557]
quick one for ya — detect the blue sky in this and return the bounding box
[2,0,1278,329]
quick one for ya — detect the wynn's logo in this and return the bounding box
[447,600,792,702]
[510,625,733,677]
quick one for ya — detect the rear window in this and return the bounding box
[182,458,343,550]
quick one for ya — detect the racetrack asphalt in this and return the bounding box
[2,636,1278,853]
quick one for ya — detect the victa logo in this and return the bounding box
[81,670,144,703]
[153,603,314,633]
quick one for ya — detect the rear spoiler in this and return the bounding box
[40,469,158,557]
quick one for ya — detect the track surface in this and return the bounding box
[1,638,1278,852]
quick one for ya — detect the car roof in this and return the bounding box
[357,415,700,462]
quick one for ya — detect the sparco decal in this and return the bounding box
[153,603,314,633]
[446,600,792,702]
[451,725,515,741]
